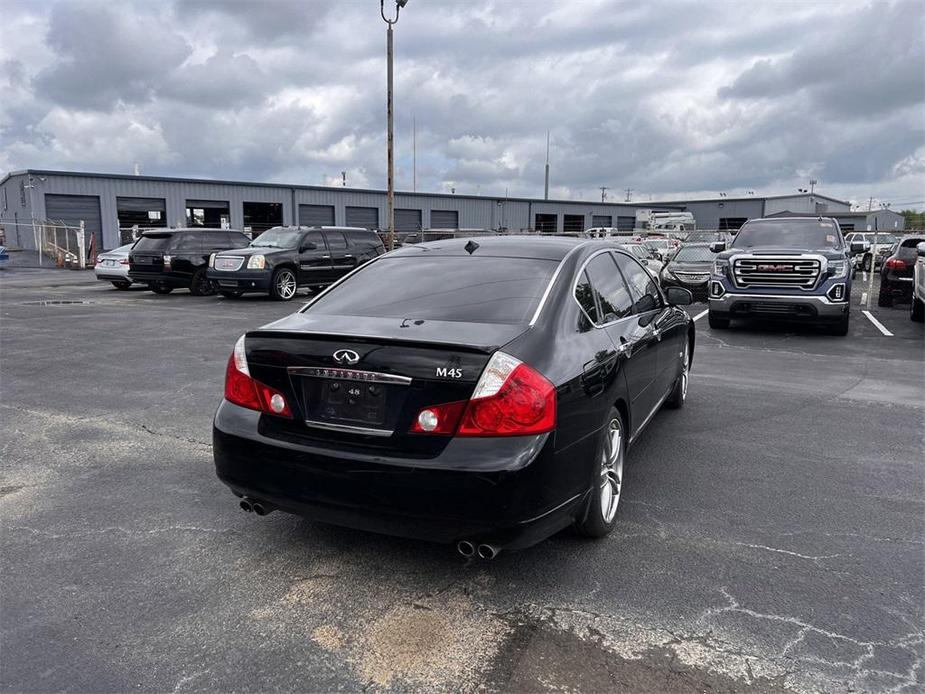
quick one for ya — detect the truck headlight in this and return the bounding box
[828,260,847,279]
[247,255,266,270]
[712,258,729,276]
[209,253,216,268]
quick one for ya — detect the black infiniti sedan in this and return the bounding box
[213,236,695,557]
[659,243,716,302]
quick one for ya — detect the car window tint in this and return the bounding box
[574,270,600,324]
[325,231,347,250]
[585,253,633,322]
[302,230,325,250]
[614,252,662,313]
[307,256,557,324]
[173,233,201,251]
[134,235,172,251]
[229,232,250,248]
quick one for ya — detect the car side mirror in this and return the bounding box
[300,241,317,251]
[665,286,693,306]
[709,241,726,253]
[850,241,866,254]
[917,242,925,257]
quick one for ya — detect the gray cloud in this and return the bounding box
[1,0,923,207]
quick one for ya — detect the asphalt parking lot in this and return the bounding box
[1,268,923,693]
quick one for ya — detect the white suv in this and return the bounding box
[912,241,925,322]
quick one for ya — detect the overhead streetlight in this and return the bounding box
[380,0,409,251]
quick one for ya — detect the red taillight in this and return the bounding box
[411,352,556,437]
[223,337,292,418]
[885,258,907,270]
[119,258,129,265]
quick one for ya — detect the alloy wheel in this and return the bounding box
[276,271,296,300]
[600,418,624,523]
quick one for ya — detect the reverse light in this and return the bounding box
[247,254,266,270]
[885,258,907,270]
[224,335,292,418]
[410,351,556,437]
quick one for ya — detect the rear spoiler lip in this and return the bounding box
[244,328,507,354]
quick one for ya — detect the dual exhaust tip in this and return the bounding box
[239,497,276,516]
[457,540,499,560]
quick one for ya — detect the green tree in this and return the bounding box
[900,209,925,229]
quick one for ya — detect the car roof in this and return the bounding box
[388,234,593,260]
[139,227,243,236]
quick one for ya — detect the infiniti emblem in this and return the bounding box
[332,349,360,365]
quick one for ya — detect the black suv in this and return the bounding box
[129,228,251,295]
[208,226,385,300]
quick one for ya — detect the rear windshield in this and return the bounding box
[306,256,558,324]
[673,246,715,262]
[900,237,925,249]
[686,232,723,242]
[134,234,172,251]
[732,220,843,250]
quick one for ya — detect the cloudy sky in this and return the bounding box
[1,0,923,209]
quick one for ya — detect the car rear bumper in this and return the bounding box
[213,400,590,549]
[206,270,271,291]
[709,290,849,322]
[128,271,188,287]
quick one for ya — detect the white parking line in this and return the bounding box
[860,292,868,305]
[692,309,708,321]
[862,310,894,336]
[861,271,868,282]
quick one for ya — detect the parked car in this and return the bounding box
[0,245,9,269]
[845,232,899,271]
[683,231,732,245]
[641,237,676,260]
[660,243,716,302]
[129,228,251,295]
[708,217,852,335]
[615,243,664,280]
[878,234,925,307]
[911,242,925,322]
[213,236,695,555]
[209,226,385,301]
[400,229,498,245]
[94,243,137,289]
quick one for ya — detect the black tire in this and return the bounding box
[150,283,173,295]
[664,337,689,409]
[220,289,244,299]
[708,312,729,329]
[575,407,624,539]
[911,297,924,323]
[877,290,893,308]
[269,267,298,301]
[189,268,215,297]
[111,280,131,290]
[828,314,850,336]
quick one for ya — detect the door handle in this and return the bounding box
[344,254,354,258]
[321,255,331,259]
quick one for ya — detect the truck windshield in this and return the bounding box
[251,228,302,249]
[733,220,844,250]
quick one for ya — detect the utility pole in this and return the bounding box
[868,197,874,211]
[810,178,817,194]
[624,188,633,202]
[412,116,416,193]
[380,0,408,251]
[544,130,550,201]
[599,186,609,203]
[866,217,879,310]
[341,171,346,187]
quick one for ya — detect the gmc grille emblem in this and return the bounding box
[757,264,791,272]
[332,349,360,365]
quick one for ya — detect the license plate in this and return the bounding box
[104,259,118,267]
[316,380,387,426]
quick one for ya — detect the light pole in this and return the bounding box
[381,0,409,251]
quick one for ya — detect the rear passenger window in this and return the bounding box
[574,270,599,325]
[301,230,325,250]
[585,253,633,323]
[613,252,662,314]
[325,231,347,250]
[173,233,201,251]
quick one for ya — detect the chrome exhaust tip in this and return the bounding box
[239,498,254,513]
[477,544,499,560]
[456,540,475,558]
[252,500,277,516]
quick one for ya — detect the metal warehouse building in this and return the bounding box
[0,169,900,251]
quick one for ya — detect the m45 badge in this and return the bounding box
[436,367,463,379]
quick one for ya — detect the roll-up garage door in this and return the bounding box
[45,194,104,251]
[430,210,459,229]
[345,206,379,229]
[591,215,612,227]
[299,204,335,227]
[394,208,422,232]
[117,197,167,233]
[616,216,636,231]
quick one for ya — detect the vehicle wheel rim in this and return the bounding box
[277,271,296,299]
[600,418,623,523]
[680,340,689,400]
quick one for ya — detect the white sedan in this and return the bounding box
[94,243,137,289]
